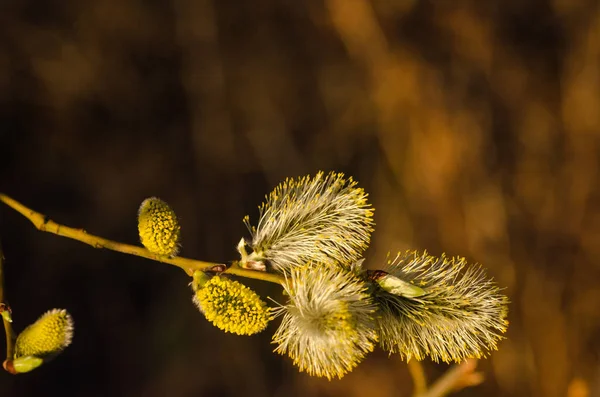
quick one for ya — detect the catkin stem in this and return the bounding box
[0,194,284,285]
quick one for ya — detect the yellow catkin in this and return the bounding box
[272,264,377,380]
[14,309,74,359]
[138,197,181,257]
[375,251,509,363]
[241,171,375,273]
[193,276,271,336]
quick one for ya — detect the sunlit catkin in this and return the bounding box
[373,251,509,363]
[241,171,374,273]
[138,197,181,257]
[272,264,377,380]
[14,309,74,360]
[193,275,271,336]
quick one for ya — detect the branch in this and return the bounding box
[0,193,283,285]
[416,359,484,397]
[0,240,17,372]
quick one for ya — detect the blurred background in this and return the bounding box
[0,0,599,396]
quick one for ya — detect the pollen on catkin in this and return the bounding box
[373,251,509,363]
[272,264,378,380]
[241,171,374,273]
[193,276,271,336]
[14,309,74,359]
[138,197,181,257]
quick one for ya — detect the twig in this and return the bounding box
[417,359,484,397]
[408,360,428,396]
[0,193,283,285]
[0,240,17,372]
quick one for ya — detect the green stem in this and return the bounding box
[0,193,284,285]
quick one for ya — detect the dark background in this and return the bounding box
[1,1,599,396]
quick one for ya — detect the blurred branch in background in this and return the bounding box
[407,356,483,397]
[417,359,483,397]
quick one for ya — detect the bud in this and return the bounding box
[193,276,271,336]
[138,197,181,257]
[14,309,74,360]
[241,171,374,273]
[367,270,426,298]
[5,356,44,374]
[0,303,12,323]
[190,270,211,292]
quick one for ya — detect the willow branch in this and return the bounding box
[0,193,283,285]
[416,359,484,397]
[0,240,16,369]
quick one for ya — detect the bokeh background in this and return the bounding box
[1,1,599,396]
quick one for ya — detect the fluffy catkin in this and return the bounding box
[374,251,509,363]
[273,264,377,379]
[242,171,374,273]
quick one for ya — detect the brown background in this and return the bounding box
[1,1,599,396]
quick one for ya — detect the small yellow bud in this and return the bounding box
[14,309,74,360]
[193,276,271,336]
[138,197,181,257]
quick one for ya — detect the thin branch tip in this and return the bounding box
[0,194,284,285]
